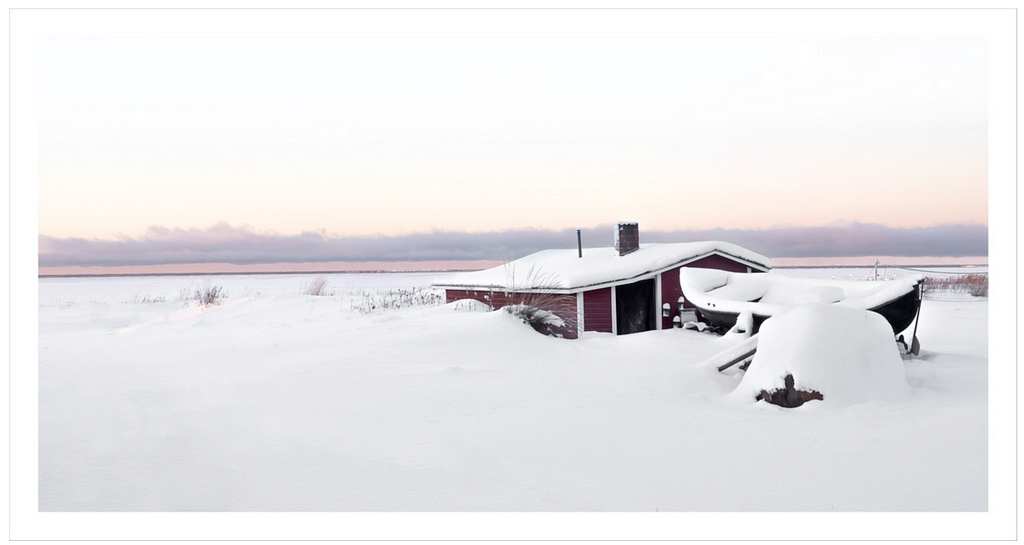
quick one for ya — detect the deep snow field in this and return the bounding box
[38,268,988,511]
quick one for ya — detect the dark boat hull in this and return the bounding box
[694,307,771,333]
[866,283,923,335]
[693,281,923,335]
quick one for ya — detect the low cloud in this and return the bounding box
[38,221,988,268]
[642,222,988,259]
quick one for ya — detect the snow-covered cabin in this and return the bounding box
[433,223,771,339]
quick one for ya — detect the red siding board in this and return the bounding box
[687,254,760,273]
[583,287,613,333]
[660,267,683,329]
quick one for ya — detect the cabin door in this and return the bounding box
[616,278,656,335]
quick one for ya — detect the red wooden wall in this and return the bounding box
[582,287,613,333]
[444,289,579,339]
[660,268,682,330]
[686,254,758,274]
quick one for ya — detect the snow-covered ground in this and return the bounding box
[38,269,987,511]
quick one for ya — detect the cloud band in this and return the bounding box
[38,222,988,268]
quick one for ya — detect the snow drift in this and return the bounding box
[733,303,911,408]
[37,271,986,511]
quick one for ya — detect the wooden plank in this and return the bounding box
[696,334,760,373]
[717,348,758,372]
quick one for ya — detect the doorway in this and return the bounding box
[616,279,656,335]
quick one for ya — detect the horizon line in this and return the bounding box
[37,255,989,278]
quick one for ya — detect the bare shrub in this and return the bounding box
[503,303,567,336]
[305,276,331,296]
[199,286,224,306]
[181,286,226,307]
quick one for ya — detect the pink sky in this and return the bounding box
[24,13,993,276]
[35,33,987,243]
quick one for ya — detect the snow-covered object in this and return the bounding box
[794,285,845,304]
[683,321,707,332]
[732,304,911,407]
[504,303,566,328]
[433,242,771,292]
[679,268,922,319]
[700,333,759,370]
[724,310,754,339]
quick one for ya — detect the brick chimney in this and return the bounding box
[615,222,639,256]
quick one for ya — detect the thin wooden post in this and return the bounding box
[909,281,923,356]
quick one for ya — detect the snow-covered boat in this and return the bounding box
[678,268,924,335]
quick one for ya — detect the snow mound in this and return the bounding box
[116,296,255,334]
[449,299,491,312]
[732,303,910,408]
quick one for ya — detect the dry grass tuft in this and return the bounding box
[305,276,331,296]
[923,274,988,298]
[498,263,577,337]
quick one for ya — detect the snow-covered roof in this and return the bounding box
[433,241,771,292]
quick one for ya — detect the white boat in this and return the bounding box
[678,268,923,335]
